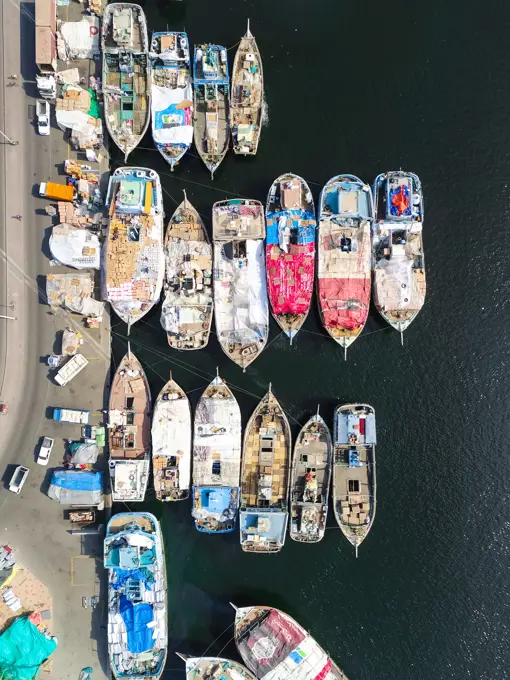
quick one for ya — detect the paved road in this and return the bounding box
[0,2,110,677]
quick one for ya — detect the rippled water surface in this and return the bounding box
[112,1,510,678]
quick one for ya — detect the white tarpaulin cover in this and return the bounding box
[50,224,101,269]
[58,17,100,61]
[373,249,422,311]
[152,388,191,491]
[193,378,241,487]
[56,109,90,133]
[214,239,268,344]
[151,84,193,145]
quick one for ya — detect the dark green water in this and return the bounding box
[111,1,510,678]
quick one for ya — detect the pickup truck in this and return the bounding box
[52,408,90,424]
[54,353,89,387]
[37,436,54,466]
[9,466,29,494]
[36,100,50,136]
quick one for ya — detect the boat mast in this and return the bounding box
[128,341,131,359]
[183,189,188,207]
[246,18,252,38]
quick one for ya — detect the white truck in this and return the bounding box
[36,100,50,136]
[52,408,90,424]
[36,73,56,100]
[54,354,88,387]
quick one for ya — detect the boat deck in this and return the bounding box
[231,35,263,154]
[194,85,229,170]
[242,395,290,507]
[107,513,154,534]
[162,201,213,349]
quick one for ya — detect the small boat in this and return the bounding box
[104,167,165,329]
[212,198,269,370]
[102,4,150,160]
[333,403,376,556]
[108,349,150,502]
[230,20,264,155]
[266,173,316,343]
[150,32,193,170]
[318,175,373,358]
[179,656,256,680]
[160,191,213,349]
[193,44,230,178]
[239,386,291,553]
[289,409,332,543]
[151,373,191,501]
[192,374,242,533]
[104,513,167,679]
[233,605,348,680]
[372,171,426,341]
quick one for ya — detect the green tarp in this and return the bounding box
[87,89,101,119]
[0,617,57,680]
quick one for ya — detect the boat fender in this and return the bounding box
[90,25,99,36]
[149,170,157,179]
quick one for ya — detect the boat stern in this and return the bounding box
[192,486,239,533]
[239,508,288,553]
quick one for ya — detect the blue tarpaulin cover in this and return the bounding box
[119,596,154,654]
[48,469,103,505]
[0,617,57,680]
[111,569,154,591]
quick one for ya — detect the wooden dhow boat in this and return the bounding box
[318,175,373,359]
[372,171,426,342]
[192,373,242,534]
[289,409,332,543]
[233,605,348,680]
[104,513,167,679]
[230,20,263,154]
[102,4,150,160]
[160,191,213,349]
[239,386,291,553]
[266,173,316,343]
[193,44,230,178]
[150,31,193,170]
[108,349,150,503]
[104,167,165,329]
[212,198,268,370]
[333,403,376,556]
[178,656,257,680]
[151,373,191,501]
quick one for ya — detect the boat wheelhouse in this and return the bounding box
[193,44,230,177]
[192,375,242,533]
[230,21,263,154]
[240,387,291,553]
[160,191,213,349]
[289,411,332,543]
[104,513,167,679]
[104,167,165,329]
[333,403,376,556]
[102,4,150,160]
[212,198,268,370]
[372,171,426,339]
[266,173,316,342]
[150,32,193,170]
[318,175,373,358]
[108,350,150,503]
[152,374,191,501]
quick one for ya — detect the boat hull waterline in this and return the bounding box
[266,173,316,342]
[318,174,373,356]
[212,198,269,370]
[372,170,426,337]
[150,31,193,170]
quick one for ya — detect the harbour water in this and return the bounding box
[112,0,510,678]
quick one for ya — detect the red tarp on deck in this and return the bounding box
[241,609,305,675]
[266,243,315,316]
[318,277,370,330]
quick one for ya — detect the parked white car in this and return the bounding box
[36,100,50,136]
[9,466,29,494]
[37,436,54,465]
